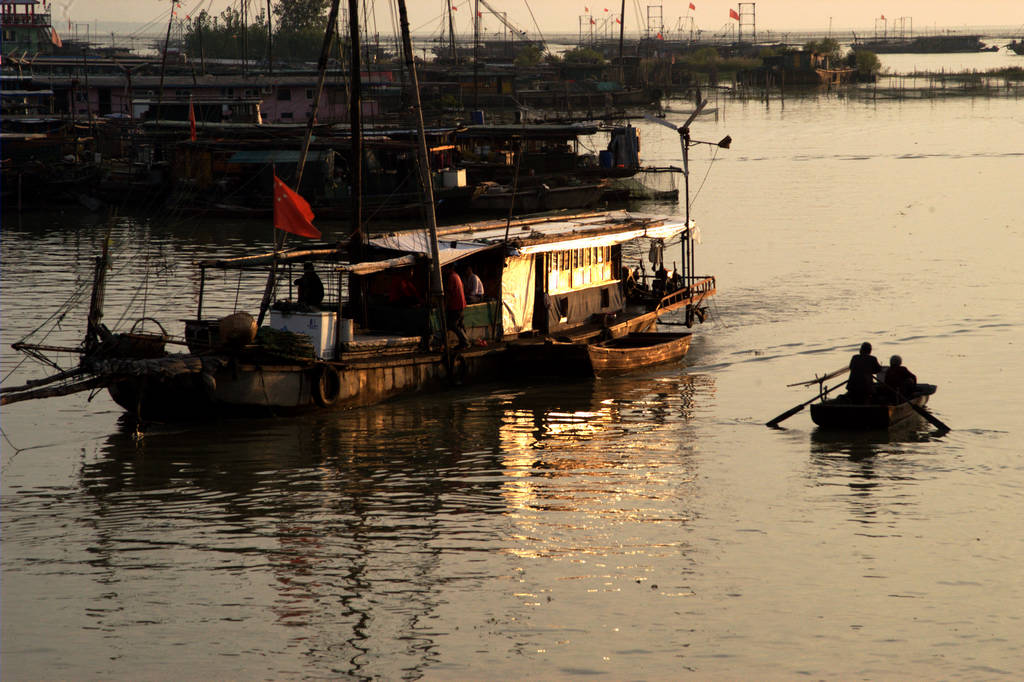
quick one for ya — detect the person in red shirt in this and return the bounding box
[445,267,469,349]
[388,269,421,305]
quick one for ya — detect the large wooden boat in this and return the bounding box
[809,386,937,430]
[2,211,717,419]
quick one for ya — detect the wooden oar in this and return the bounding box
[786,366,849,388]
[872,376,950,432]
[766,379,848,428]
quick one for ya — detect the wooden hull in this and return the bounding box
[107,345,506,420]
[810,393,930,430]
[509,331,691,378]
[587,332,692,375]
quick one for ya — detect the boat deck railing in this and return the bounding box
[655,275,716,313]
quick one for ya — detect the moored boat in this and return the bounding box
[2,210,717,420]
[809,385,937,430]
[588,331,692,375]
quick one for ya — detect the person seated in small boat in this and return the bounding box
[884,354,917,399]
[295,262,324,308]
[847,341,882,404]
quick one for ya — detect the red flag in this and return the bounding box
[451,4,457,9]
[729,8,740,20]
[603,7,608,11]
[584,5,589,11]
[689,2,696,9]
[188,99,197,141]
[656,32,663,40]
[881,14,886,20]
[615,17,620,24]
[590,18,595,24]
[273,175,320,239]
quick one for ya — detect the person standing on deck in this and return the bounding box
[847,341,883,404]
[464,265,484,303]
[445,267,469,349]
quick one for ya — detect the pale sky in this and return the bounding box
[56,0,1024,35]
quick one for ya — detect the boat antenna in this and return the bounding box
[396,0,452,369]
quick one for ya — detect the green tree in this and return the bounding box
[846,49,881,79]
[804,37,841,64]
[273,0,329,31]
[561,47,605,65]
[514,44,544,67]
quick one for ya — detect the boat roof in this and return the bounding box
[369,210,695,261]
[200,211,695,273]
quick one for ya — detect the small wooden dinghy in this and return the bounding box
[587,332,692,375]
[810,384,937,430]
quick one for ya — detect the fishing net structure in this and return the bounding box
[610,168,680,201]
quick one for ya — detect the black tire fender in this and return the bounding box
[312,364,341,407]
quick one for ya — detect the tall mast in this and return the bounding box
[618,0,625,84]
[266,0,273,76]
[473,0,479,107]
[447,0,457,64]
[241,0,248,77]
[155,0,175,122]
[347,0,362,253]
[397,0,449,359]
[256,0,341,328]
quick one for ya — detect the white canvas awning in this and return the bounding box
[368,231,497,267]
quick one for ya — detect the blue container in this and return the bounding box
[599,150,614,168]
[470,110,485,124]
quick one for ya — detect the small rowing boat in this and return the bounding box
[810,384,937,430]
[587,331,692,376]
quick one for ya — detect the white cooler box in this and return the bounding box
[269,310,338,359]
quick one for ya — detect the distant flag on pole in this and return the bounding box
[729,8,740,20]
[881,14,886,20]
[689,2,696,10]
[615,17,620,24]
[273,175,320,239]
[656,32,663,40]
[590,17,595,24]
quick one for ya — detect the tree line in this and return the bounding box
[184,0,333,64]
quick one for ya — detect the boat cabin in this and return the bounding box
[191,211,711,363]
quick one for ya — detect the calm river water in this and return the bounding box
[3,89,1023,678]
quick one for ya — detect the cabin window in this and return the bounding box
[281,112,293,120]
[601,288,610,308]
[305,88,314,99]
[546,246,620,294]
[277,88,291,101]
